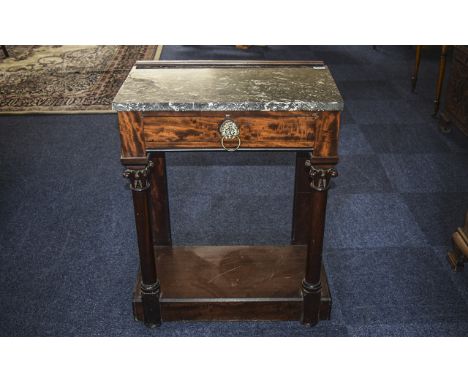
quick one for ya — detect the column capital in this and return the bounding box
[305,159,338,191]
[123,161,154,192]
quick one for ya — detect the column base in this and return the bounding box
[140,281,162,327]
[301,279,323,326]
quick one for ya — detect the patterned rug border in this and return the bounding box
[0,45,164,116]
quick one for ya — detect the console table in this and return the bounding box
[113,60,344,327]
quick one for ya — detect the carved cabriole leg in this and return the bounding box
[123,160,161,327]
[301,157,337,326]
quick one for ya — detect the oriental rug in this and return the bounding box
[0,45,161,114]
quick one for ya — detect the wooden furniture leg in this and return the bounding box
[149,152,172,245]
[434,45,448,116]
[301,157,337,326]
[123,160,161,327]
[291,152,312,245]
[411,45,422,92]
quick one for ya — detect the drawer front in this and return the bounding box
[142,111,319,150]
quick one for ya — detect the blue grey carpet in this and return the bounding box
[1,45,467,336]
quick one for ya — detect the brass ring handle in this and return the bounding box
[219,117,241,152]
[221,136,241,152]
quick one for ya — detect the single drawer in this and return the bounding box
[142,111,320,150]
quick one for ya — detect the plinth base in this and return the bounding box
[133,245,331,322]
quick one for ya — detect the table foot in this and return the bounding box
[301,280,322,326]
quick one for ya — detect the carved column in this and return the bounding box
[291,152,313,245]
[123,160,161,327]
[301,156,337,326]
[150,152,172,245]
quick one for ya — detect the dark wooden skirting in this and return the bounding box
[133,245,331,322]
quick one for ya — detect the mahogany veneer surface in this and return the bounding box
[143,111,318,150]
[158,245,305,299]
[133,245,331,321]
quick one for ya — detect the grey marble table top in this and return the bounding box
[112,62,343,112]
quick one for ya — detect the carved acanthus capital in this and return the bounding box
[123,161,154,191]
[305,159,337,191]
